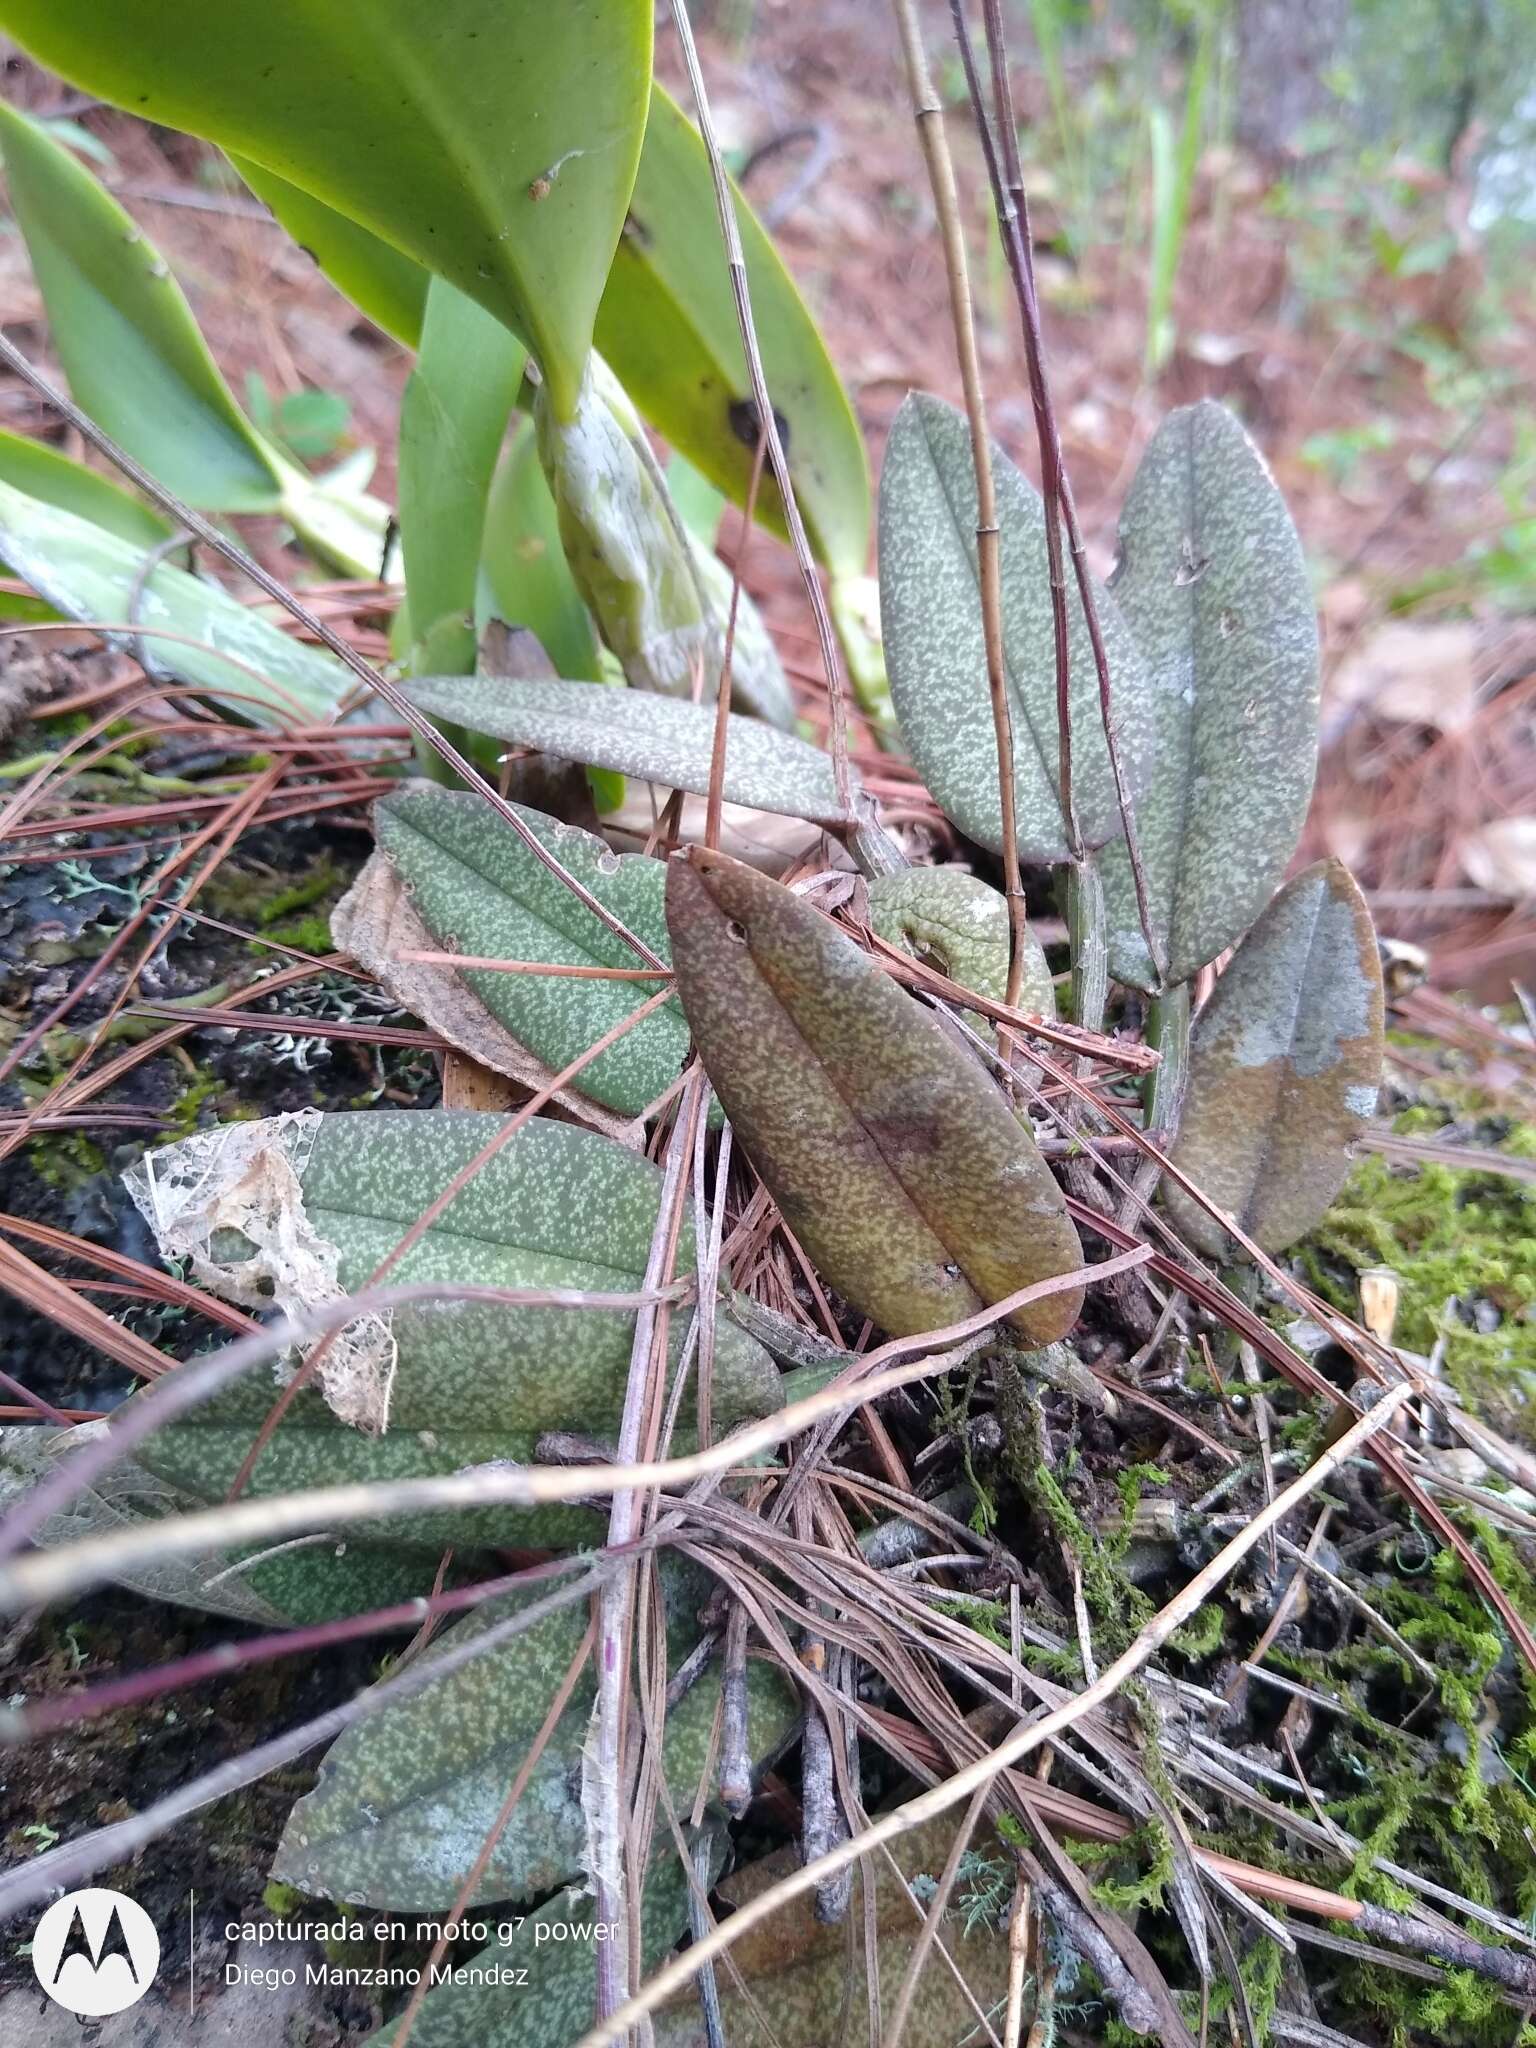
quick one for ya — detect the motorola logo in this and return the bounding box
[30,1887,160,2017]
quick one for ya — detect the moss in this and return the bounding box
[24,1129,107,1190]
[264,912,335,954]
[1305,1120,1536,1419]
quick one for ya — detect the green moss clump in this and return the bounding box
[1306,1120,1536,1418]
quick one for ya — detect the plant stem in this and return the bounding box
[891,0,1029,1020]
[1066,853,1108,1035]
[1143,982,1191,1137]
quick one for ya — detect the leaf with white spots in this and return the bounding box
[405,674,856,823]
[1164,861,1384,1258]
[666,848,1085,1344]
[274,1558,794,1909]
[128,1111,780,1545]
[877,391,1153,862]
[1099,401,1321,990]
[866,867,1056,1049]
[373,786,687,1119]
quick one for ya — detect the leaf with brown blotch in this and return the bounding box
[665,847,1085,1342]
[1164,859,1385,1259]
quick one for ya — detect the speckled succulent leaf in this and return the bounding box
[379,1829,725,2046]
[1099,401,1321,991]
[866,867,1056,1045]
[1164,860,1385,1259]
[535,355,710,697]
[0,0,654,422]
[405,675,856,824]
[877,391,1153,862]
[0,1428,454,1625]
[373,787,688,1118]
[652,1814,1013,2047]
[128,1112,780,1530]
[273,1558,794,1909]
[398,279,526,677]
[0,477,348,724]
[666,848,1085,1343]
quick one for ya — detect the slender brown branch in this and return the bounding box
[890,0,1029,1019]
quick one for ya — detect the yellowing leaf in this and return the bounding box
[1164,860,1385,1258]
[666,848,1084,1342]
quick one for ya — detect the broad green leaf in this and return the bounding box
[231,153,428,347]
[0,476,348,723]
[380,1832,725,2046]
[0,428,169,546]
[878,392,1154,862]
[0,101,391,574]
[0,426,168,620]
[274,1557,796,1908]
[667,449,727,545]
[866,867,1056,1045]
[595,86,871,580]
[373,787,688,1118]
[1099,401,1321,991]
[481,419,604,682]
[126,1111,781,1541]
[1164,860,1384,1259]
[399,279,525,675]
[689,538,796,730]
[666,848,1085,1343]
[226,85,871,578]
[0,0,654,422]
[0,1427,460,1626]
[406,675,857,824]
[0,100,280,511]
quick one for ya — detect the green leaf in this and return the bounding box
[224,85,871,578]
[399,279,526,676]
[1099,401,1321,991]
[594,85,871,580]
[0,425,168,620]
[126,1110,781,1542]
[230,153,428,347]
[373,787,687,1119]
[866,867,1056,1045]
[0,100,281,510]
[0,427,169,546]
[380,1832,725,2046]
[0,475,349,723]
[0,101,391,574]
[0,1428,459,1626]
[688,538,796,730]
[1164,860,1385,1259]
[666,848,1085,1343]
[273,1557,795,1908]
[480,419,604,683]
[878,391,1154,863]
[0,0,654,422]
[406,675,857,824]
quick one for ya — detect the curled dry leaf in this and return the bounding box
[1099,400,1321,991]
[371,784,688,1121]
[877,390,1152,862]
[665,847,1085,1342]
[405,674,857,823]
[1164,860,1385,1259]
[331,841,638,1144]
